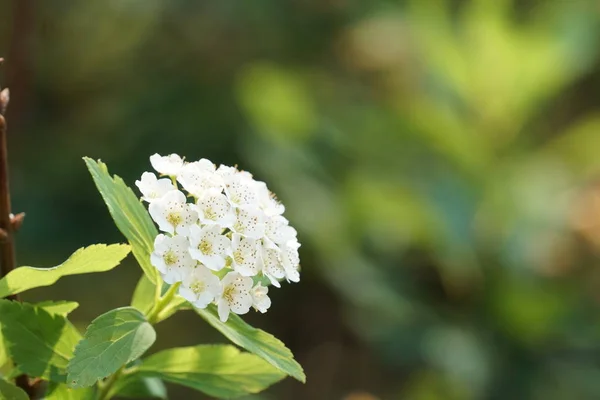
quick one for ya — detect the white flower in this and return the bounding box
[231,206,265,239]
[261,245,285,288]
[194,190,235,228]
[135,172,175,203]
[177,160,223,197]
[188,224,230,271]
[150,153,184,177]
[251,283,271,313]
[150,234,195,284]
[265,215,297,246]
[281,240,301,283]
[224,174,259,208]
[255,180,285,216]
[178,265,221,308]
[149,190,198,236]
[231,234,261,277]
[217,271,253,322]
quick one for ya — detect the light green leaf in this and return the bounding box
[131,275,156,315]
[36,301,80,317]
[0,244,130,298]
[45,382,94,400]
[0,379,28,400]
[0,300,81,382]
[196,307,305,382]
[109,374,167,399]
[67,307,156,388]
[84,158,159,284]
[0,337,6,369]
[137,345,286,398]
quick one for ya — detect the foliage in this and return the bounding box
[0,159,303,399]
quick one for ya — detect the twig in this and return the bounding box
[0,60,37,399]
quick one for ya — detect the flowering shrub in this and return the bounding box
[138,154,301,322]
[0,152,304,399]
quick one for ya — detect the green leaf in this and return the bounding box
[109,374,167,399]
[0,300,81,382]
[137,345,286,398]
[0,334,7,369]
[0,379,28,400]
[45,382,94,400]
[84,158,159,284]
[196,307,305,382]
[67,307,156,388]
[36,301,80,317]
[0,244,130,298]
[131,275,156,315]
[3,300,80,370]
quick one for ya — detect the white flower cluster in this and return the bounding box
[136,153,300,322]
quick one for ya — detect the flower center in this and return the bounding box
[232,220,245,233]
[199,239,213,255]
[233,250,245,265]
[223,285,235,302]
[163,250,178,266]
[190,280,206,294]
[204,207,217,220]
[166,212,182,227]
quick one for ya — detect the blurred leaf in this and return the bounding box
[110,374,167,399]
[136,345,286,398]
[68,307,156,388]
[0,300,81,383]
[0,378,28,400]
[84,158,159,284]
[237,62,315,142]
[36,301,80,317]
[0,244,130,298]
[195,307,305,383]
[45,382,94,400]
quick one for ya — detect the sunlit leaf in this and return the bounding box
[0,244,130,298]
[36,301,80,317]
[45,382,94,400]
[136,345,286,398]
[196,307,305,382]
[84,158,159,284]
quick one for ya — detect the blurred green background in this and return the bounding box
[3,0,600,399]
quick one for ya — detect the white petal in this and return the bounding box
[218,298,230,322]
[231,234,260,276]
[232,206,265,239]
[229,291,252,315]
[150,153,184,176]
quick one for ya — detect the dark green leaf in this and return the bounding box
[137,345,286,398]
[84,158,159,284]
[0,300,81,382]
[67,307,156,388]
[196,307,305,382]
[0,379,28,400]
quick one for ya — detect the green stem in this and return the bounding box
[95,282,181,399]
[146,282,181,325]
[95,365,125,400]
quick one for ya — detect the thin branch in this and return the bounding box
[0,61,38,399]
